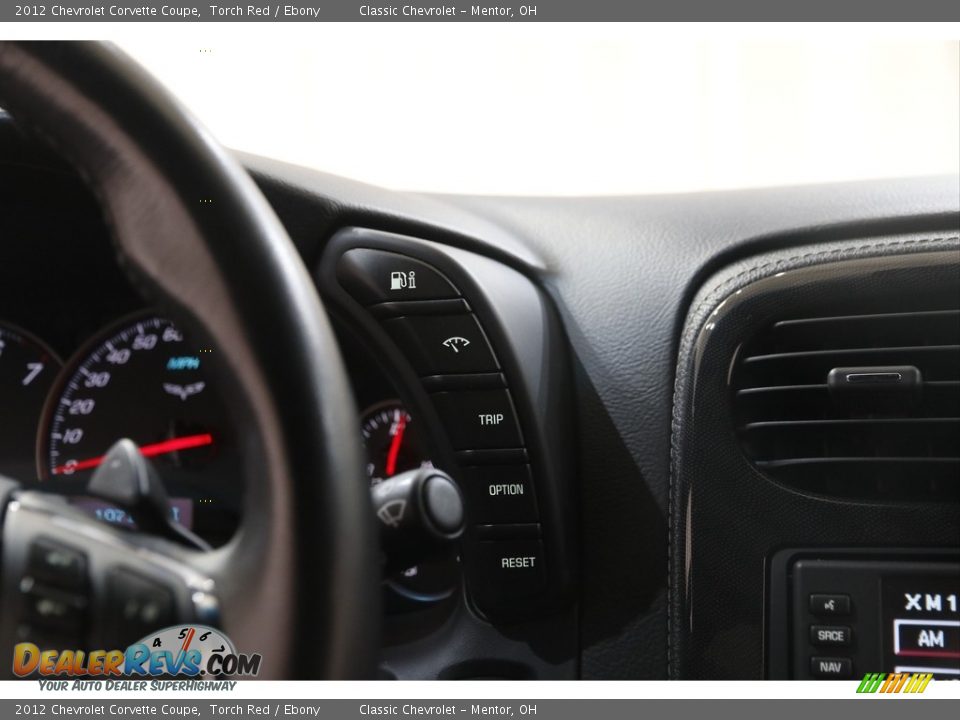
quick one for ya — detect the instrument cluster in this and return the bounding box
[0,314,242,546]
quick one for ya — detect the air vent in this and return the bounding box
[732,309,960,501]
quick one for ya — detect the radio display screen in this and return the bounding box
[882,573,960,678]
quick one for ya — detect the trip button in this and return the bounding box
[430,390,524,449]
[383,314,499,375]
[337,249,460,304]
[809,594,851,616]
[810,657,852,679]
[463,465,538,524]
[470,539,545,605]
[810,625,852,646]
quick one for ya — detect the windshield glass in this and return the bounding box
[118,31,959,196]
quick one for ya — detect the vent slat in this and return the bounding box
[760,310,960,353]
[744,344,960,363]
[740,345,960,385]
[774,309,959,326]
[735,382,960,421]
[755,457,960,468]
[743,417,960,429]
[732,303,960,502]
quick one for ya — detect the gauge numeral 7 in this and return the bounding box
[22,362,44,386]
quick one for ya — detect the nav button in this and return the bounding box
[810,657,852,679]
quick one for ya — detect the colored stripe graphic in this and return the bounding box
[856,672,933,694]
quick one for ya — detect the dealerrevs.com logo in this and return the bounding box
[13,625,261,679]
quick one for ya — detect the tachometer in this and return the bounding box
[361,401,434,484]
[0,322,61,480]
[360,400,458,603]
[37,315,240,545]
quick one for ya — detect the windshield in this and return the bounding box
[118,32,960,196]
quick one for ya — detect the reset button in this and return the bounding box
[469,539,545,606]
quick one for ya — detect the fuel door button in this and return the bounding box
[337,249,460,304]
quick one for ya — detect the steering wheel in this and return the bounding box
[0,41,379,679]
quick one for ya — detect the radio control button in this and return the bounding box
[809,594,851,616]
[810,625,852,646]
[810,656,852,678]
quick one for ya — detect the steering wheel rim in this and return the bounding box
[0,41,379,679]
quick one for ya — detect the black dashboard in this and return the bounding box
[1,110,958,680]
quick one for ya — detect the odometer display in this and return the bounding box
[38,315,240,545]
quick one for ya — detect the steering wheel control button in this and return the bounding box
[383,314,499,375]
[470,539,546,604]
[430,389,524,449]
[423,475,465,533]
[810,657,853,679]
[810,625,852,646]
[22,582,88,634]
[809,594,851,616]
[464,465,538,524]
[337,249,460,304]
[27,540,88,591]
[105,569,176,647]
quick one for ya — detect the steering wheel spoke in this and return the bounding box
[0,482,220,677]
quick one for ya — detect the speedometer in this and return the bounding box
[37,315,241,545]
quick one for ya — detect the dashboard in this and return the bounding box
[0,166,478,613]
[1,110,958,680]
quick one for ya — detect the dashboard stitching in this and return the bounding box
[666,233,960,678]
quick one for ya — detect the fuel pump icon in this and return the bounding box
[390,271,417,291]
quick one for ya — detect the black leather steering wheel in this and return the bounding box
[0,41,379,679]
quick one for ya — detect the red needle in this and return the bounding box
[51,433,214,475]
[384,412,407,477]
